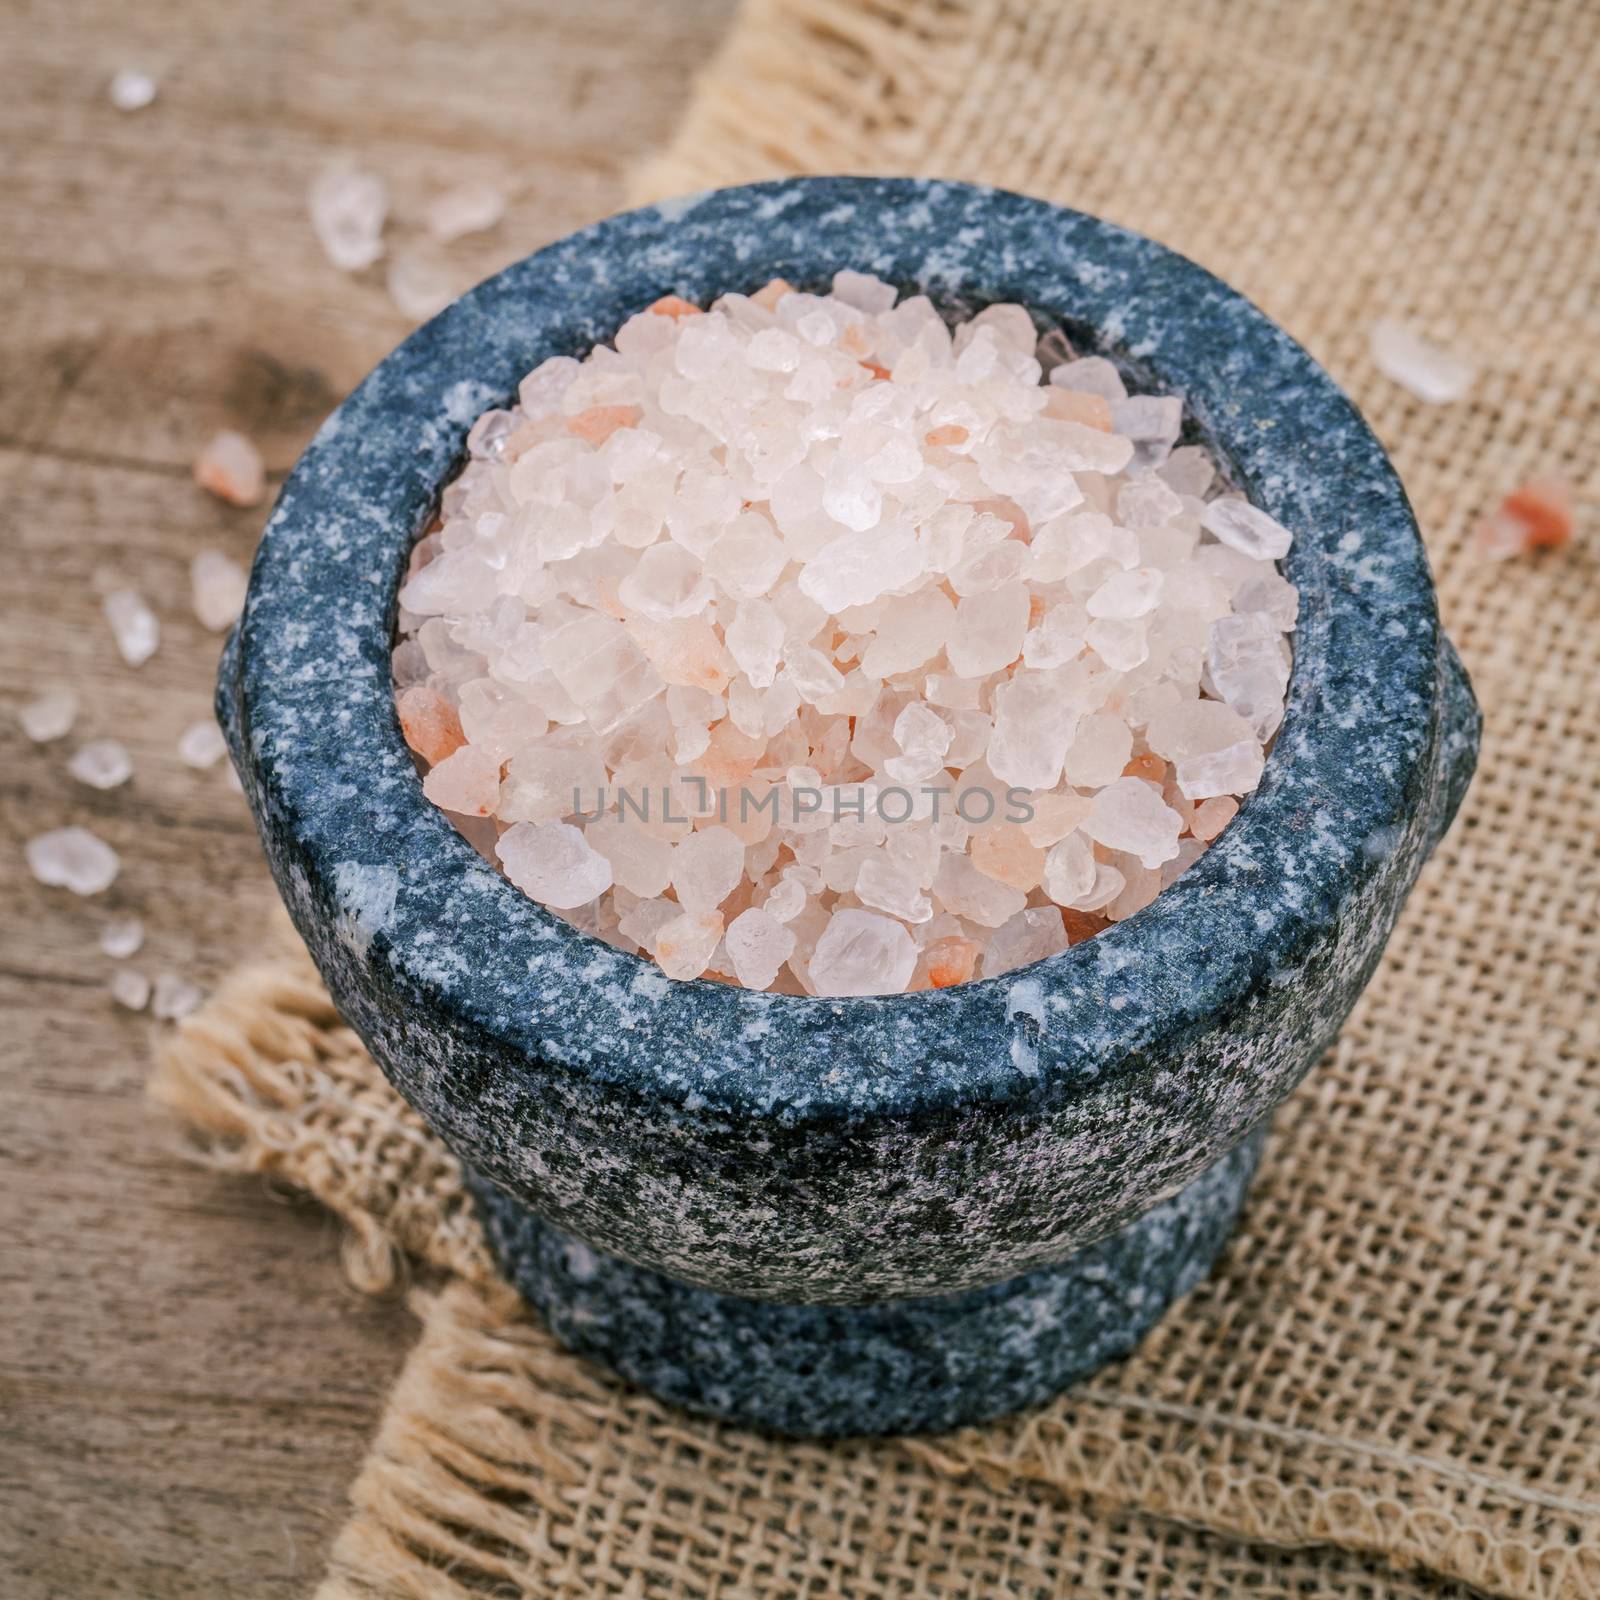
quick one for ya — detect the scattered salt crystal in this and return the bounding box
[177,720,227,769]
[102,588,159,666]
[423,182,507,243]
[20,689,78,742]
[1476,476,1575,560]
[101,916,146,959]
[108,69,157,112]
[393,281,1299,992]
[386,251,454,321]
[190,550,248,631]
[152,973,204,1021]
[1370,318,1475,404]
[193,431,266,508]
[309,161,387,273]
[26,827,120,895]
[70,739,133,789]
[111,969,152,1011]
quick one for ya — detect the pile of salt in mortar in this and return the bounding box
[392,272,1297,997]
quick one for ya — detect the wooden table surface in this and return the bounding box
[0,4,734,1593]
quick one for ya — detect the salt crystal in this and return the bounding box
[190,550,248,631]
[111,969,151,1011]
[671,826,744,913]
[1200,497,1293,561]
[70,739,133,789]
[193,429,267,508]
[108,69,157,112]
[423,744,502,816]
[152,973,204,1021]
[103,588,159,666]
[393,282,1300,990]
[178,719,227,769]
[809,908,917,996]
[101,916,146,959]
[1042,832,1097,907]
[1370,318,1475,404]
[497,821,612,909]
[424,182,507,242]
[983,907,1068,978]
[1047,356,1127,402]
[386,252,454,321]
[309,162,387,273]
[724,907,798,989]
[20,689,78,742]
[1082,778,1183,869]
[27,827,120,895]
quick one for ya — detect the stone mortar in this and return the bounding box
[219,177,1480,1436]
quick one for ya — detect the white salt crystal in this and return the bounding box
[193,430,266,507]
[309,162,387,272]
[423,744,502,816]
[724,907,797,989]
[20,689,78,743]
[178,719,227,769]
[152,973,204,1021]
[190,550,248,631]
[1200,497,1294,561]
[27,827,120,895]
[1064,712,1133,788]
[424,182,506,242]
[386,252,454,321]
[108,69,157,112]
[1082,778,1183,869]
[103,588,159,666]
[111,969,152,1011]
[855,857,934,924]
[1048,356,1127,401]
[672,826,744,914]
[1370,318,1475,404]
[650,910,724,981]
[1042,833,1097,907]
[810,909,917,997]
[100,916,145,959]
[832,269,898,314]
[1087,566,1164,618]
[983,907,1069,978]
[69,739,133,789]
[497,821,613,909]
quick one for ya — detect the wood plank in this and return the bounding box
[0,3,736,1593]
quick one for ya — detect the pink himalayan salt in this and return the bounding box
[191,550,248,632]
[1191,795,1239,842]
[394,274,1299,994]
[1476,476,1575,560]
[193,430,266,508]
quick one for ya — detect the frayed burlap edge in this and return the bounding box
[150,952,1600,1599]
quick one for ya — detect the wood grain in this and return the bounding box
[0,3,734,1593]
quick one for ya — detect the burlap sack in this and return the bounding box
[151,0,1600,1593]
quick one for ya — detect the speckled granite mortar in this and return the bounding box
[220,178,1479,1437]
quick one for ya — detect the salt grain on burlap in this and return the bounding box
[393,275,1299,995]
[177,720,227,769]
[151,973,203,1021]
